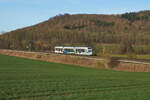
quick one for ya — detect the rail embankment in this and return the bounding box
[0,49,150,72]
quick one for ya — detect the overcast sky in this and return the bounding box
[0,0,150,33]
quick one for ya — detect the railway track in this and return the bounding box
[0,49,150,65]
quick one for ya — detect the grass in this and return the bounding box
[136,55,150,60]
[0,54,150,100]
[110,54,150,60]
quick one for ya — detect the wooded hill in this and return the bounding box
[1,10,150,55]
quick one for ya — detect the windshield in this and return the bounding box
[88,49,92,52]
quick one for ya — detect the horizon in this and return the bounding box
[0,0,150,33]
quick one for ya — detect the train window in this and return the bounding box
[88,49,92,52]
[76,49,86,53]
[64,49,74,52]
[56,48,63,51]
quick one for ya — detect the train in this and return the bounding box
[54,46,92,56]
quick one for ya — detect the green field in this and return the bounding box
[0,54,150,100]
[110,54,150,60]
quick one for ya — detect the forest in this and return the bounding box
[0,11,150,55]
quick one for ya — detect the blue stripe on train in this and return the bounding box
[64,51,75,54]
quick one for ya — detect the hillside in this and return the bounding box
[1,10,150,55]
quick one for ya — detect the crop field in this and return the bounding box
[0,54,150,100]
[110,54,150,60]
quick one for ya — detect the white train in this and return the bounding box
[54,46,92,56]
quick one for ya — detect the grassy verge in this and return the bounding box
[110,54,150,60]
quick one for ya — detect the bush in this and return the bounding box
[121,12,140,22]
[127,53,137,59]
[92,20,115,27]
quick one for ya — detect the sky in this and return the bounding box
[0,0,150,33]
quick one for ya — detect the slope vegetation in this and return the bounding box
[1,11,150,54]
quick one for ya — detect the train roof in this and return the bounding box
[55,46,92,49]
[55,46,63,48]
